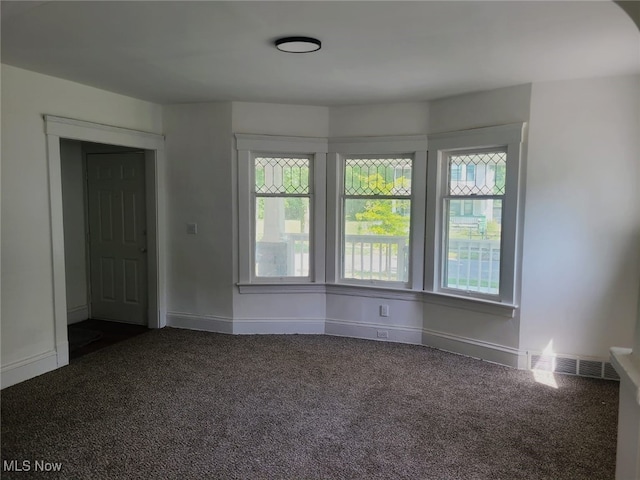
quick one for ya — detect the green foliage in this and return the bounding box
[356,199,410,236]
[350,172,411,237]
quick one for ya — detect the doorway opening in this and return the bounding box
[61,140,155,359]
[45,115,166,368]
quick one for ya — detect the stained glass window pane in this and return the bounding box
[344,158,412,196]
[448,152,506,196]
[255,157,310,194]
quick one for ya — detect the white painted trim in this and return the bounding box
[45,115,164,149]
[611,347,640,405]
[409,150,427,290]
[166,312,234,334]
[313,152,327,282]
[325,152,340,283]
[329,135,427,154]
[611,348,640,480]
[427,123,526,306]
[426,124,523,147]
[421,328,522,368]
[237,135,328,286]
[235,134,328,153]
[325,318,423,345]
[326,284,422,302]
[233,317,325,335]
[331,136,429,289]
[422,291,516,318]
[57,342,69,367]
[44,115,167,384]
[237,282,515,316]
[67,305,89,324]
[45,134,69,371]
[1,351,59,389]
[324,319,522,367]
[237,149,252,284]
[237,283,326,294]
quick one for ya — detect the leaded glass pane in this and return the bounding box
[344,158,412,196]
[255,157,310,194]
[448,152,506,196]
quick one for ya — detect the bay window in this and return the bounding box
[237,128,522,312]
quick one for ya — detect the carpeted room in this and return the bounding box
[2,1,640,479]
[1,329,620,479]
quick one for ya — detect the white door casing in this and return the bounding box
[43,115,165,374]
[87,152,148,324]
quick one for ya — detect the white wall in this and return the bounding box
[329,102,429,137]
[428,84,532,134]
[521,75,640,358]
[60,139,87,323]
[232,102,329,138]
[1,64,162,368]
[163,102,234,324]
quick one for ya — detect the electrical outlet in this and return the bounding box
[379,304,390,317]
[377,330,389,339]
[187,223,198,235]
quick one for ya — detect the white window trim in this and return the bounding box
[426,123,525,306]
[236,134,327,285]
[327,135,428,290]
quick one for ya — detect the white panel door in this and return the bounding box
[87,153,147,324]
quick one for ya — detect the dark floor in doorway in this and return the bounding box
[68,319,149,360]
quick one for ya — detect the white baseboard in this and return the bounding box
[234,318,325,335]
[2,314,525,389]
[1,350,59,389]
[422,328,523,368]
[57,342,69,368]
[325,318,423,345]
[67,305,89,324]
[166,312,234,334]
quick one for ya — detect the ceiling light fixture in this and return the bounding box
[274,36,321,53]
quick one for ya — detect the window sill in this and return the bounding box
[236,282,517,317]
[610,347,640,406]
[325,283,422,301]
[422,291,517,318]
[237,283,326,294]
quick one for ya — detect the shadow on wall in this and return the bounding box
[590,227,640,352]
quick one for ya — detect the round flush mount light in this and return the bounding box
[274,36,321,53]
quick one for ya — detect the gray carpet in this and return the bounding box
[1,328,619,479]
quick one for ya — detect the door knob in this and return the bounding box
[140,247,147,253]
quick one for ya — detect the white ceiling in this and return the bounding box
[2,1,638,106]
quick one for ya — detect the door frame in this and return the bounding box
[45,115,166,368]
